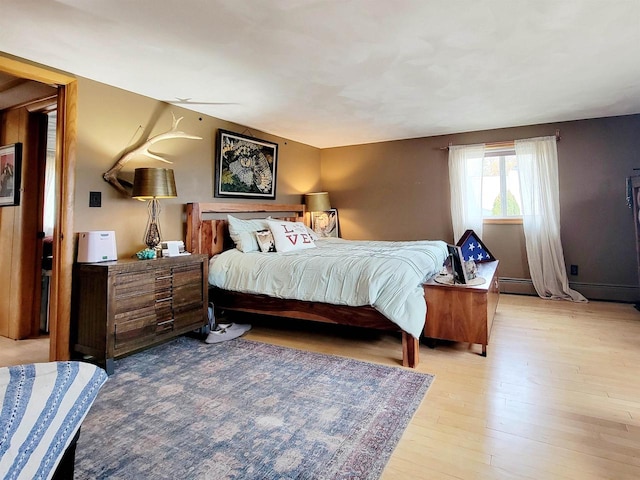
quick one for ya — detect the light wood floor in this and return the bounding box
[0,335,49,367]
[2,294,639,479]
[244,294,640,480]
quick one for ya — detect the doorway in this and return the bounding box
[0,54,77,364]
[0,82,57,365]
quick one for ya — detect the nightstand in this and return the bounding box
[422,260,499,356]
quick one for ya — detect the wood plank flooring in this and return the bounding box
[2,293,639,479]
[0,335,49,367]
[243,294,640,480]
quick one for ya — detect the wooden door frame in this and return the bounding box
[0,54,77,361]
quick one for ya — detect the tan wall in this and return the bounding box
[321,114,640,301]
[74,78,322,258]
[320,137,452,242]
[50,75,640,301]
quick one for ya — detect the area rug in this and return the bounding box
[75,337,434,479]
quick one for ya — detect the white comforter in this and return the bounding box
[208,238,448,338]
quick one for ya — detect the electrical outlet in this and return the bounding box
[570,264,578,276]
[89,191,102,207]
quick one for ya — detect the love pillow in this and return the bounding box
[266,220,317,252]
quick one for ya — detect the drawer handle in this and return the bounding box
[157,319,174,326]
[156,297,173,303]
[156,275,172,280]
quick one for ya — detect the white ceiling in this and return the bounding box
[1,0,639,148]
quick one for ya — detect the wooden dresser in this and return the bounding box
[422,260,499,356]
[71,254,208,374]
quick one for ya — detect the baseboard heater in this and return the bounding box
[499,277,638,303]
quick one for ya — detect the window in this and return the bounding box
[43,111,57,236]
[481,149,522,219]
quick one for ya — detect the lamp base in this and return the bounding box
[143,199,163,250]
[144,221,161,250]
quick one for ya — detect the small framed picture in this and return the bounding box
[310,208,340,238]
[0,143,22,207]
[255,229,276,253]
[447,244,468,284]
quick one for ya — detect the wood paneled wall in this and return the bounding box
[0,107,40,339]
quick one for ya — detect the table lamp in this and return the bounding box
[304,192,331,213]
[132,168,177,250]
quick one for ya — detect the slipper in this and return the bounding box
[204,323,252,344]
[216,322,251,333]
[228,323,252,335]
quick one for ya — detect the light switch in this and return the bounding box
[89,191,101,207]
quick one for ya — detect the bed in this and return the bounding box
[186,202,448,368]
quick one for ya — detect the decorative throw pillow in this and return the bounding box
[305,225,319,241]
[227,214,269,252]
[267,219,317,252]
[255,229,276,253]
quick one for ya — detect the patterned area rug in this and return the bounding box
[75,337,434,479]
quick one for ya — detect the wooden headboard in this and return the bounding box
[186,202,306,257]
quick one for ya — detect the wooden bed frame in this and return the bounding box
[185,202,420,367]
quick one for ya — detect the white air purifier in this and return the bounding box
[77,231,117,263]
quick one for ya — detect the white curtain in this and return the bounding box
[43,150,56,236]
[43,111,57,237]
[448,143,485,243]
[515,136,586,302]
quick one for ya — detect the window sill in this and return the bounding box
[483,217,523,225]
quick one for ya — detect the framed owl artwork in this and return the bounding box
[214,129,278,199]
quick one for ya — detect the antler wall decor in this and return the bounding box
[103,113,203,195]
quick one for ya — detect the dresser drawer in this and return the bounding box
[114,310,157,350]
[114,291,156,314]
[173,264,203,286]
[173,283,203,308]
[174,306,207,330]
[115,271,155,296]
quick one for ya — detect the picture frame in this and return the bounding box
[0,143,22,207]
[310,208,340,238]
[447,244,469,284]
[255,229,276,253]
[214,129,278,199]
[456,229,496,263]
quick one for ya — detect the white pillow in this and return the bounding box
[305,225,319,241]
[267,219,317,252]
[227,214,269,252]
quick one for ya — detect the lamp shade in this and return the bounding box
[305,192,331,212]
[132,168,177,199]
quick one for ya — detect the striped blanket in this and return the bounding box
[0,361,108,480]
